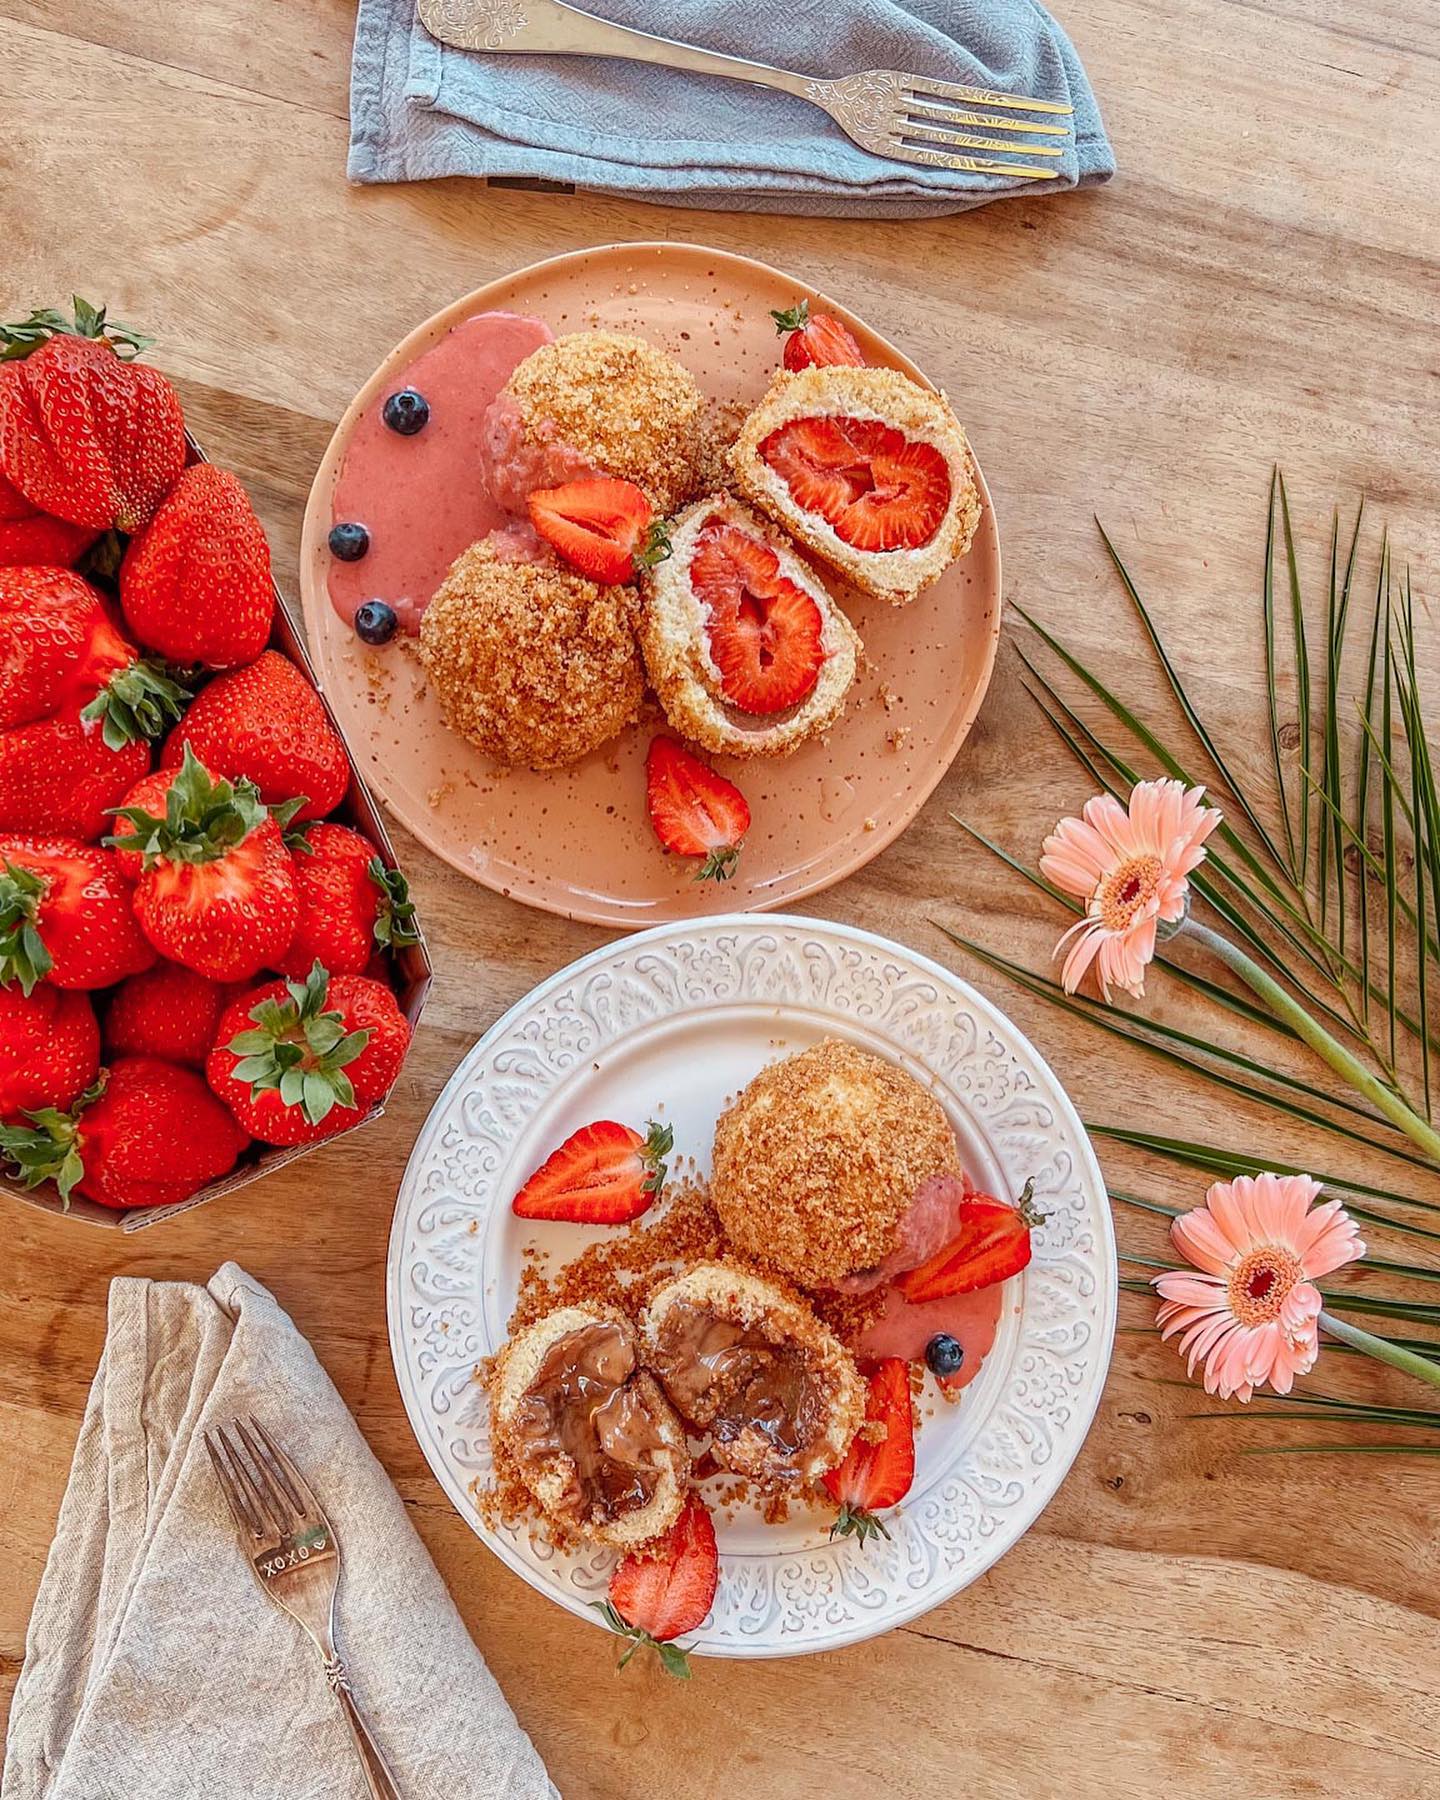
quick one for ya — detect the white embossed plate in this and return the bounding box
[387,914,1115,1657]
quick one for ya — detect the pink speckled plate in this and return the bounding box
[299,243,1001,926]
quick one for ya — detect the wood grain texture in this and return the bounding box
[3,1,1440,1793]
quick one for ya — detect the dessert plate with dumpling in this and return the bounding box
[300,244,1002,925]
[387,914,1115,1661]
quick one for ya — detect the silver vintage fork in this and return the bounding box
[419,0,1070,181]
[206,1417,401,1800]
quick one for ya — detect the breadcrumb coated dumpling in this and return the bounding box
[419,535,644,770]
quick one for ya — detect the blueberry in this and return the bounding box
[354,600,398,646]
[925,1333,965,1378]
[328,521,370,562]
[382,388,429,435]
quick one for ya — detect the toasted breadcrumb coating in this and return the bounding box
[419,537,643,770]
[505,331,704,513]
[711,1039,961,1287]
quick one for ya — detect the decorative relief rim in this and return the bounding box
[387,914,1116,1657]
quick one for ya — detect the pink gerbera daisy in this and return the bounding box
[1039,778,1221,1000]
[1152,1173,1366,1402]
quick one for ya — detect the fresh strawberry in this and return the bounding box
[760,416,951,551]
[0,983,100,1121]
[160,650,347,821]
[105,962,234,1068]
[512,1117,671,1224]
[770,299,865,371]
[0,1057,247,1210]
[0,566,188,746]
[0,300,185,532]
[105,745,299,981]
[600,1492,717,1677]
[690,520,823,713]
[821,1358,915,1544]
[0,836,155,991]
[644,737,750,883]
[206,962,410,1146]
[894,1179,1046,1304]
[275,822,418,978]
[0,703,155,841]
[527,477,669,585]
[0,470,99,569]
[120,464,274,669]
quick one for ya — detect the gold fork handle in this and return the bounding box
[418,0,814,100]
[325,1656,402,1800]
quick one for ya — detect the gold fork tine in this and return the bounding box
[896,124,1063,158]
[904,75,1072,115]
[206,1426,272,1540]
[905,103,1068,137]
[233,1418,302,1531]
[248,1415,315,1521]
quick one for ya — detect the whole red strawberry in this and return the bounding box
[0,470,99,569]
[0,566,188,748]
[0,835,155,991]
[120,464,273,668]
[105,962,234,1068]
[0,300,185,532]
[161,650,347,820]
[207,962,410,1146]
[105,745,299,981]
[0,982,100,1121]
[276,823,418,978]
[0,705,152,841]
[0,1057,247,1210]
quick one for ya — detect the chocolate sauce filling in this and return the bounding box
[649,1300,825,1474]
[511,1322,667,1527]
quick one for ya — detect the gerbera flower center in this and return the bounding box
[1227,1244,1303,1326]
[1096,854,1164,931]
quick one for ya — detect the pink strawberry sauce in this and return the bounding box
[326,311,554,635]
[857,1283,1003,1396]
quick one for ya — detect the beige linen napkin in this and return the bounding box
[3,1263,556,1800]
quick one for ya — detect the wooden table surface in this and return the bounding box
[4,2,1440,1794]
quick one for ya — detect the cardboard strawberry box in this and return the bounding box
[4,436,432,1232]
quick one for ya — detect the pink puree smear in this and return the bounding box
[327,311,555,634]
[844,1172,1005,1396]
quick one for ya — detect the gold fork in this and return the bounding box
[419,0,1071,181]
[206,1417,402,1800]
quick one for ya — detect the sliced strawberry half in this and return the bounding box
[760,416,951,552]
[599,1492,718,1678]
[821,1358,915,1544]
[770,299,866,371]
[511,1117,672,1223]
[527,476,665,584]
[645,736,750,883]
[690,520,823,714]
[893,1178,1047,1304]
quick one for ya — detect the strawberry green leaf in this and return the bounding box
[81,660,190,751]
[104,743,267,867]
[590,1601,693,1680]
[695,845,741,885]
[367,857,420,950]
[0,297,155,361]
[639,1119,673,1199]
[0,1078,105,1205]
[829,1501,892,1546]
[633,517,674,575]
[769,300,810,335]
[222,960,371,1125]
[0,860,54,994]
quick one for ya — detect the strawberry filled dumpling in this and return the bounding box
[729,365,982,606]
[639,492,860,758]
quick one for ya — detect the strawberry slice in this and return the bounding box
[690,521,823,714]
[511,1117,672,1223]
[527,477,668,585]
[599,1492,717,1678]
[760,416,950,552]
[893,1178,1047,1304]
[822,1358,915,1544]
[645,737,751,883]
[770,299,865,371]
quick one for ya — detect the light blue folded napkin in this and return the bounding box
[348,0,1114,216]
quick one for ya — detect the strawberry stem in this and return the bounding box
[104,743,268,868]
[367,857,420,950]
[0,297,154,362]
[769,300,810,335]
[828,1501,893,1546]
[633,517,674,574]
[80,660,190,751]
[695,845,741,885]
[0,1076,106,1205]
[223,960,371,1125]
[591,1601,693,1680]
[1014,1176,1049,1231]
[639,1119,673,1199]
[0,860,55,994]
